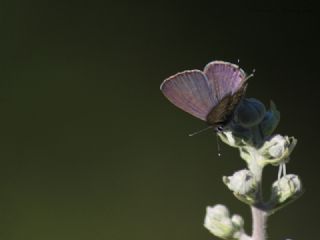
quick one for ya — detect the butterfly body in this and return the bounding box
[160,61,249,129]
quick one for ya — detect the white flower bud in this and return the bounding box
[204,205,246,239]
[206,204,230,219]
[223,169,257,197]
[271,174,303,204]
[204,205,234,238]
[231,214,244,228]
[218,131,245,148]
[259,135,297,166]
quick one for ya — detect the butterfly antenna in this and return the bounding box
[188,126,213,137]
[244,68,256,82]
[236,59,241,69]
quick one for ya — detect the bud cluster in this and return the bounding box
[204,98,302,240]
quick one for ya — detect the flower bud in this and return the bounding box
[218,131,245,148]
[234,98,266,128]
[231,214,244,228]
[204,205,234,238]
[204,205,246,239]
[231,215,245,239]
[223,169,257,204]
[271,174,303,204]
[259,135,297,166]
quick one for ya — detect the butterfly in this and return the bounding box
[160,61,252,131]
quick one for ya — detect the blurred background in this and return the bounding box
[0,1,319,239]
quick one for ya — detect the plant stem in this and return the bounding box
[240,233,252,240]
[251,206,268,240]
[248,145,268,240]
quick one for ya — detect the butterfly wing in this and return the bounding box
[204,61,247,102]
[160,70,215,121]
[206,83,247,126]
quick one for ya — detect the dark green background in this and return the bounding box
[0,1,319,239]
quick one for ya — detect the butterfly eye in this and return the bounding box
[216,126,224,132]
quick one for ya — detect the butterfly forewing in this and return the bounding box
[160,70,215,121]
